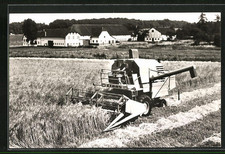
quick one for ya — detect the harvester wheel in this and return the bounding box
[138,94,153,116]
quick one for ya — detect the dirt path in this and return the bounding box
[79,99,220,148]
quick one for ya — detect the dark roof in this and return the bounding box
[37,24,131,38]
[154,28,169,35]
[69,24,131,36]
[140,27,173,35]
[37,28,69,38]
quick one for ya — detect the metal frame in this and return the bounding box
[152,77,169,98]
[91,91,130,111]
[100,69,130,86]
[66,88,93,104]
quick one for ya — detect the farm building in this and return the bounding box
[145,28,162,42]
[36,29,67,47]
[65,32,84,47]
[33,24,132,47]
[90,30,116,45]
[144,27,177,42]
[70,24,132,44]
[36,29,89,47]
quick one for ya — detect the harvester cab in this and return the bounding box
[66,49,197,131]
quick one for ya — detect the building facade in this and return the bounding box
[90,31,116,45]
[65,32,83,47]
[37,37,65,47]
[145,28,162,42]
[36,29,68,47]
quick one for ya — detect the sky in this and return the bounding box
[9,12,220,24]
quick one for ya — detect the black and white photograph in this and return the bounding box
[8,8,221,149]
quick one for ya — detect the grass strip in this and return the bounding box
[9,45,221,61]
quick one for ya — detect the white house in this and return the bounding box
[145,28,162,42]
[90,31,116,45]
[65,32,83,47]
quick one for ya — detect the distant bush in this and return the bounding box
[111,53,122,59]
[214,34,221,47]
[70,55,75,58]
[93,53,106,59]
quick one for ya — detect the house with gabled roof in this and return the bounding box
[144,27,177,42]
[65,32,84,47]
[36,29,68,47]
[145,28,162,42]
[90,30,116,45]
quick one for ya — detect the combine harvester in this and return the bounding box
[66,49,197,132]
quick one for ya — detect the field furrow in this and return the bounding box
[194,133,221,147]
[127,111,221,147]
[79,99,220,148]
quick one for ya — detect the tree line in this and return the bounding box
[176,13,221,46]
[9,18,188,35]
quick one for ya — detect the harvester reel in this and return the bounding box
[138,94,153,116]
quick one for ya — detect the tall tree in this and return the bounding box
[215,14,221,22]
[198,13,207,24]
[22,19,38,44]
